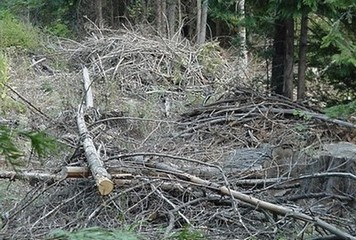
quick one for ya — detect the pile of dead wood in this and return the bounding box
[1,29,355,239]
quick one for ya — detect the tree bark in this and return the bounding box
[95,0,104,27]
[167,0,177,38]
[161,0,167,37]
[156,0,167,37]
[77,105,114,195]
[283,17,294,99]
[178,0,182,28]
[297,11,308,100]
[199,0,208,44]
[196,0,202,43]
[156,0,164,35]
[237,0,248,68]
[271,18,286,95]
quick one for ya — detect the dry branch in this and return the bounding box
[4,83,51,120]
[0,167,90,183]
[144,161,356,240]
[262,107,356,129]
[0,170,63,184]
[180,90,356,131]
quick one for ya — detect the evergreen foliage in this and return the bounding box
[324,100,356,119]
[0,126,23,163]
[0,126,59,166]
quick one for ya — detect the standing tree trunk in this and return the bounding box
[156,0,165,34]
[237,0,248,68]
[167,0,177,38]
[95,0,104,27]
[177,0,183,40]
[297,10,308,100]
[162,0,167,37]
[199,0,208,44]
[196,0,202,43]
[116,0,129,26]
[271,18,286,95]
[142,0,149,23]
[178,0,182,27]
[283,17,294,99]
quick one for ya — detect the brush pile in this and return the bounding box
[1,28,355,239]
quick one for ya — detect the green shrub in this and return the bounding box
[0,12,41,49]
[45,22,72,38]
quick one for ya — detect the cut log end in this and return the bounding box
[97,176,114,195]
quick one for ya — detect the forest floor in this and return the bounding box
[0,27,355,239]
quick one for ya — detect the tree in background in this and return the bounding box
[0,0,354,104]
[238,0,248,68]
[257,0,355,102]
[297,6,309,100]
[270,0,296,99]
[196,0,208,44]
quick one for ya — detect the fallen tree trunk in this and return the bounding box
[82,66,94,108]
[77,105,114,195]
[76,67,113,195]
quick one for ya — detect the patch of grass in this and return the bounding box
[0,51,8,98]
[171,226,206,240]
[48,227,140,240]
[40,80,54,93]
[0,12,41,50]
[0,51,27,114]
